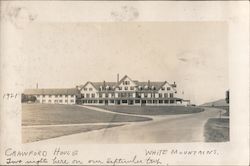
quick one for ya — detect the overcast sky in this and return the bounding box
[20,22,228,105]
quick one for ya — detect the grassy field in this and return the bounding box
[93,105,204,115]
[22,104,151,126]
[204,118,229,142]
[203,106,229,116]
[22,124,122,143]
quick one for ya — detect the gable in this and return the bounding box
[118,75,137,87]
[158,82,176,93]
[80,82,97,93]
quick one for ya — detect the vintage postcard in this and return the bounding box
[0,1,249,165]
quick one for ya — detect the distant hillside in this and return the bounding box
[201,99,229,107]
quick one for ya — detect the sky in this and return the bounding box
[18,22,228,105]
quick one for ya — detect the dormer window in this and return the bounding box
[161,87,165,90]
[84,88,87,91]
[99,86,103,91]
[89,88,93,91]
[152,86,156,90]
[125,87,128,90]
[167,87,171,90]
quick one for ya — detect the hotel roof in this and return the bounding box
[23,88,79,95]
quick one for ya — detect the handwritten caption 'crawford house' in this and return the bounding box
[4,147,220,165]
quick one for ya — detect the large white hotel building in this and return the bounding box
[23,75,190,106]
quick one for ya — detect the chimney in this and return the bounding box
[117,73,119,83]
[172,82,177,88]
[36,83,38,89]
[148,80,150,87]
[103,81,106,89]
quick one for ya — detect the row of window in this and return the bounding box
[82,93,174,98]
[40,99,74,103]
[83,86,172,91]
[37,94,75,98]
[83,88,93,91]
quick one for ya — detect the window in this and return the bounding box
[71,95,74,97]
[152,93,155,98]
[144,93,148,98]
[89,88,93,91]
[130,87,134,90]
[49,95,52,97]
[99,100,103,104]
[43,95,45,97]
[147,100,152,104]
[48,100,51,103]
[84,88,87,91]
[91,93,95,98]
[121,93,126,97]
[164,100,169,104]
[122,100,127,103]
[170,93,173,98]
[161,87,165,90]
[153,100,157,104]
[123,81,130,85]
[125,87,128,90]
[110,100,114,103]
[164,93,168,98]
[128,93,133,97]
[70,100,74,103]
[167,87,171,90]
[159,93,162,98]
[42,99,46,103]
[86,94,90,98]
[136,93,141,98]
[99,93,102,98]
[119,87,122,90]
[59,100,62,103]
[135,100,140,103]
[55,95,58,97]
[54,100,58,103]
[65,100,68,103]
[81,94,85,98]
[170,100,174,103]
[59,95,62,97]
[105,93,108,98]
[159,100,163,104]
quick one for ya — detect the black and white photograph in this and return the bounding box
[0,1,249,165]
[20,22,229,144]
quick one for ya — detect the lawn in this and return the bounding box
[204,118,229,142]
[203,106,229,116]
[22,124,122,143]
[93,105,204,115]
[22,104,151,126]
